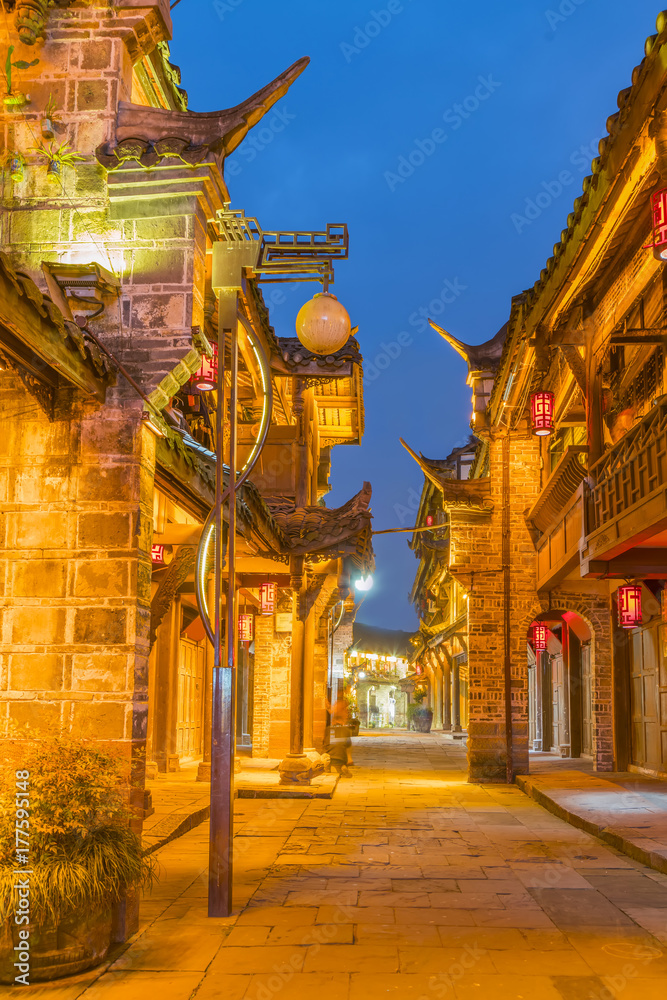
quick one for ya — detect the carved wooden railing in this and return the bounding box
[588,402,667,532]
[527,446,588,535]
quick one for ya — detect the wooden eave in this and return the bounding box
[154,435,288,558]
[0,255,114,403]
[485,22,667,433]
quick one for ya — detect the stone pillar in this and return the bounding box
[452,657,462,733]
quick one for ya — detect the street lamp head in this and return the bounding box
[354,575,373,592]
[296,292,351,355]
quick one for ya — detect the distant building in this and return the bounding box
[344,623,412,728]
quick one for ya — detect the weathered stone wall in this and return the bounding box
[0,376,153,819]
[0,1,209,404]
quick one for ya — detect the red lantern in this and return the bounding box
[191,342,218,392]
[426,514,434,527]
[260,582,276,615]
[238,614,254,641]
[533,623,548,651]
[651,188,667,261]
[531,391,555,436]
[151,544,165,565]
[618,584,642,629]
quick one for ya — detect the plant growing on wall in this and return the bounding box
[4,150,25,182]
[30,138,84,182]
[42,93,61,139]
[3,45,38,109]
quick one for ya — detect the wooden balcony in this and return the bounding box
[535,485,585,591]
[582,401,667,569]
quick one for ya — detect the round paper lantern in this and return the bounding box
[295,292,351,355]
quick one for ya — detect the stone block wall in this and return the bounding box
[0,376,153,820]
[0,1,209,404]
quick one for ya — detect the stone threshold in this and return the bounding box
[517,768,667,875]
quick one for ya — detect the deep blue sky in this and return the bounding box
[171,0,661,629]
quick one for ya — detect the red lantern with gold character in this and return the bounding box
[260,582,276,615]
[238,614,254,642]
[533,623,548,651]
[191,342,218,392]
[617,584,642,629]
[531,391,555,436]
[651,188,667,261]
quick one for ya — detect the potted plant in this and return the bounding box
[30,138,84,183]
[3,45,38,110]
[42,94,61,139]
[408,689,433,733]
[0,733,156,983]
[5,151,25,182]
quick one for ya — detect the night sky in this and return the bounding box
[171,0,661,630]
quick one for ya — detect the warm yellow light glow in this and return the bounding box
[296,292,352,355]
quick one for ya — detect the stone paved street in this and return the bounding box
[50,734,667,1000]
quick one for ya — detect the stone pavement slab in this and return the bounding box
[517,768,667,875]
[65,733,667,1000]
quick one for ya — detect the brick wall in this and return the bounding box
[252,597,291,758]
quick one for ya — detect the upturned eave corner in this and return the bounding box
[96,56,310,170]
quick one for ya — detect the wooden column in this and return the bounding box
[303,599,317,749]
[431,653,443,730]
[561,625,572,754]
[278,557,313,784]
[533,651,544,752]
[153,597,181,772]
[438,646,452,731]
[542,655,553,752]
[567,628,583,759]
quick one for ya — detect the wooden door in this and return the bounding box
[630,624,664,770]
[177,638,204,758]
[659,625,667,771]
[552,654,566,750]
[581,644,593,757]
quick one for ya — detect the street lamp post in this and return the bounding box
[196,208,354,917]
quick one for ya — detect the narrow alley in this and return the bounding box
[69,734,667,1000]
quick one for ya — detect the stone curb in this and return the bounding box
[143,775,340,854]
[143,804,211,856]
[516,774,667,876]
